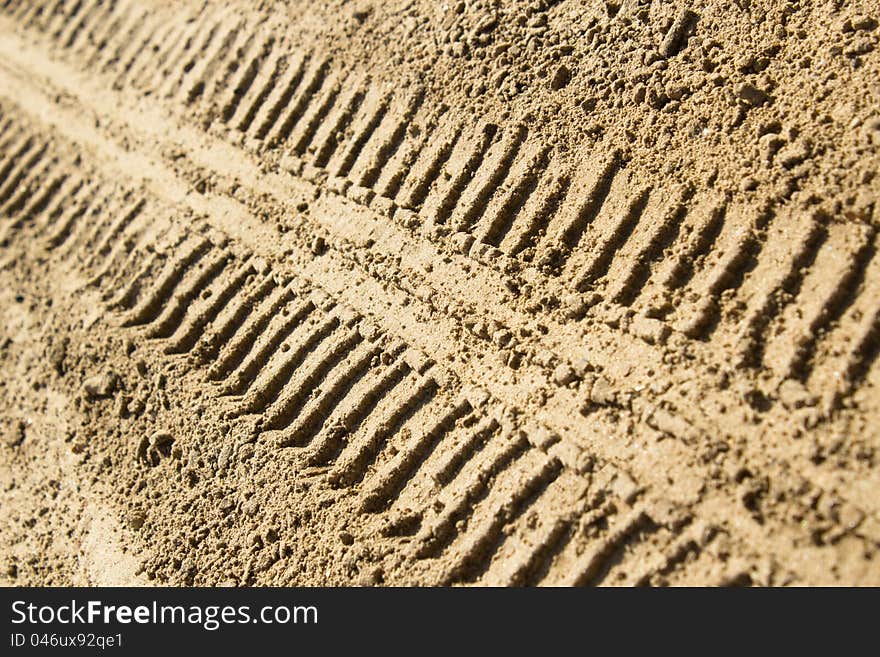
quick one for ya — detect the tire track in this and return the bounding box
[1,2,878,584]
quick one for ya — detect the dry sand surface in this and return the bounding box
[1,0,879,586]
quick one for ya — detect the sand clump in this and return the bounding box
[0,1,878,586]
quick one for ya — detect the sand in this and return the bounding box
[1,0,879,586]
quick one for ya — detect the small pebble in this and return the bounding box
[553,363,578,386]
[126,509,147,530]
[550,64,571,90]
[736,83,771,107]
[83,372,117,399]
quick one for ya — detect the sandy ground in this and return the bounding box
[1,0,879,586]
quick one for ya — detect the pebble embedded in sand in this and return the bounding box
[553,363,578,386]
[1,420,24,449]
[550,64,571,90]
[844,15,878,32]
[126,509,147,530]
[138,430,175,466]
[735,82,771,107]
[83,372,117,399]
[659,9,697,58]
[777,379,817,411]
